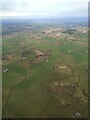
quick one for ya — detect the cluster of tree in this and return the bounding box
[63,29,76,34]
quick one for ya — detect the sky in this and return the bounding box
[0,0,89,18]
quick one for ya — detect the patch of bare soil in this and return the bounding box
[54,64,71,74]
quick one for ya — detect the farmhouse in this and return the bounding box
[74,112,81,118]
[3,68,8,73]
[71,84,77,88]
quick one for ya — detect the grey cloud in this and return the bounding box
[0,0,88,17]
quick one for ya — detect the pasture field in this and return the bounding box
[2,20,88,118]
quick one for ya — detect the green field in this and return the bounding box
[2,21,88,118]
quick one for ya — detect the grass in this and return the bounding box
[2,23,88,118]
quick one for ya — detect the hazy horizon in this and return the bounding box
[1,0,88,19]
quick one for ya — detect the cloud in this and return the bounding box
[0,0,89,18]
